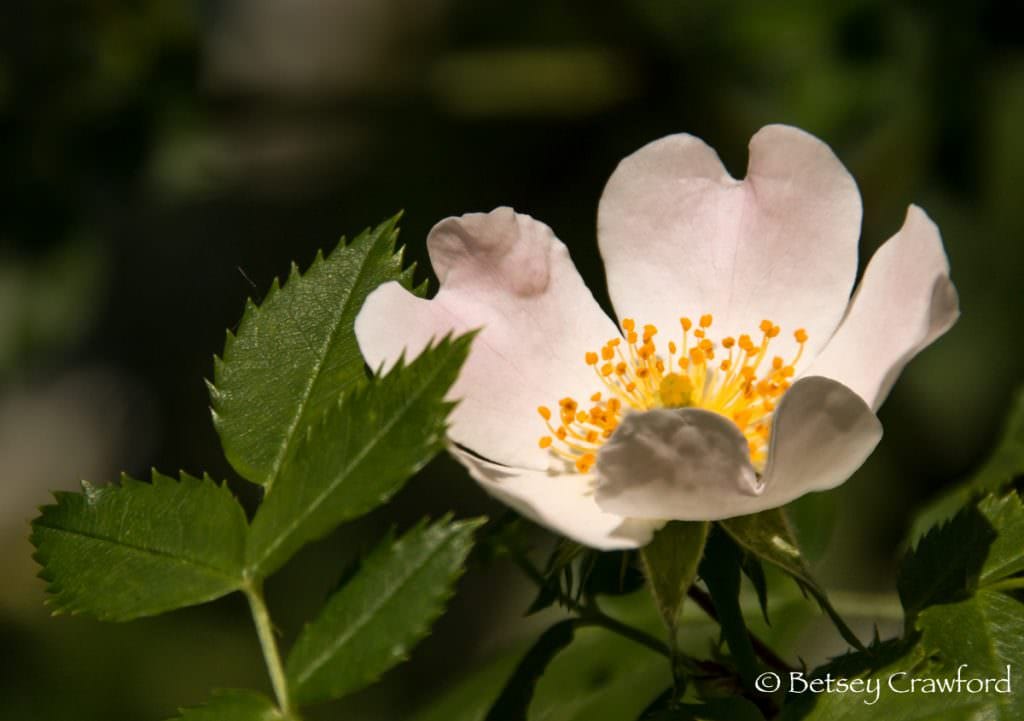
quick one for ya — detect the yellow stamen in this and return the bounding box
[537,314,809,473]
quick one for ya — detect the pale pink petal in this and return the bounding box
[597,124,862,364]
[756,376,882,507]
[594,408,759,519]
[592,377,880,519]
[355,207,619,470]
[450,446,658,550]
[803,205,959,410]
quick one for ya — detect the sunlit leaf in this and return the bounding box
[31,471,246,621]
[246,334,472,577]
[209,214,423,490]
[286,516,484,705]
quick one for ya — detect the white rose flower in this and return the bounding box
[355,125,959,550]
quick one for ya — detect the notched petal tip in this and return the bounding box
[594,408,758,520]
[426,207,555,295]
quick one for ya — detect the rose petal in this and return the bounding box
[450,446,658,550]
[594,408,759,519]
[757,376,882,507]
[355,207,619,469]
[593,377,880,519]
[804,205,959,410]
[597,124,862,363]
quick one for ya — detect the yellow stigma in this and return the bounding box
[537,315,808,473]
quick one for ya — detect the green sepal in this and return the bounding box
[640,521,709,634]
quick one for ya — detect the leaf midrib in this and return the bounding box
[262,239,380,494]
[290,532,456,688]
[248,347,454,574]
[36,523,243,584]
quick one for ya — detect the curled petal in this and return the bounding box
[355,207,619,470]
[450,446,658,550]
[757,376,882,507]
[805,205,959,410]
[593,377,880,520]
[597,124,862,364]
[594,408,759,520]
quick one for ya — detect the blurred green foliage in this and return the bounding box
[2,0,1022,719]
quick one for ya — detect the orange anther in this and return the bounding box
[722,337,735,349]
[601,363,614,376]
[622,318,635,332]
[689,348,706,364]
[590,392,602,402]
[760,319,774,334]
[539,436,552,448]
[699,314,713,327]
[794,328,808,343]
[680,317,692,331]
[601,346,615,360]
[585,352,598,365]
[538,406,551,420]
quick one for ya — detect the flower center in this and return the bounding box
[537,314,807,473]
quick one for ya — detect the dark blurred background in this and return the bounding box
[1,1,1022,719]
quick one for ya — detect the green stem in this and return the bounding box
[575,606,673,660]
[687,586,795,674]
[509,546,678,662]
[244,581,297,718]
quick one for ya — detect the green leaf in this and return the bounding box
[792,593,1024,720]
[286,516,484,705]
[910,385,1024,541]
[485,620,576,721]
[915,590,1024,718]
[720,510,864,651]
[31,471,247,621]
[898,504,996,618]
[640,521,709,633]
[977,491,1024,586]
[169,689,282,721]
[209,214,423,490]
[246,333,472,577]
[698,528,759,689]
